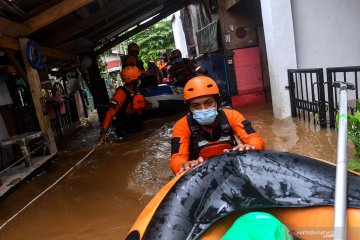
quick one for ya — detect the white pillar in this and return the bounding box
[260,0,297,119]
[170,11,189,58]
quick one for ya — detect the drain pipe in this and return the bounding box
[333,81,355,240]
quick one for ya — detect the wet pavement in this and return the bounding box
[0,102,355,239]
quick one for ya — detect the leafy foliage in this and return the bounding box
[336,99,360,155]
[96,19,175,95]
[347,110,360,154]
[335,99,360,172]
[97,57,107,78]
[336,100,360,156]
[123,19,175,69]
[348,160,360,172]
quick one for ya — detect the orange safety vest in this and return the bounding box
[132,94,146,110]
[187,110,236,160]
[170,109,265,174]
[102,86,146,131]
[116,87,145,116]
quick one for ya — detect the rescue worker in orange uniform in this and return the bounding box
[170,76,265,175]
[167,49,198,87]
[100,66,146,143]
[142,61,163,86]
[156,52,170,78]
[123,43,145,71]
[124,55,137,67]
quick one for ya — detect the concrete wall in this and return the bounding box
[170,11,189,58]
[292,0,360,101]
[260,0,360,118]
[292,0,360,69]
[260,0,297,119]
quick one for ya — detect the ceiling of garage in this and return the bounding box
[0,0,189,55]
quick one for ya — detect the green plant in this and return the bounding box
[347,106,360,155]
[347,160,360,172]
[336,99,360,155]
[122,19,175,68]
[335,100,360,172]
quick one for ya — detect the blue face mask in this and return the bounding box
[191,107,218,125]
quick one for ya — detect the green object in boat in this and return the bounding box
[222,212,294,240]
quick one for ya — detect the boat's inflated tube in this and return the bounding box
[139,150,360,240]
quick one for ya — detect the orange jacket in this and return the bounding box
[102,87,143,130]
[170,109,265,174]
[156,59,169,72]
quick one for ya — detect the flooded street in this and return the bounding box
[0,103,355,240]
[241,103,355,162]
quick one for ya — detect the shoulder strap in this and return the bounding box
[187,110,236,159]
[218,110,233,136]
[218,109,236,145]
[117,86,131,112]
[118,86,132,100]
[187,113,201,160]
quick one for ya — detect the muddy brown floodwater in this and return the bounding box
[0,102,355,240]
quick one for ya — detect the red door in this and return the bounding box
[231,47,265,108]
